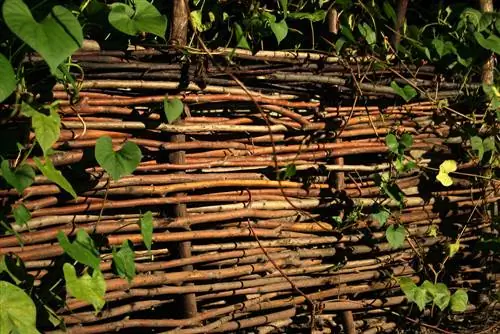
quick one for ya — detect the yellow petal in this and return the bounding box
[437,172,453,186]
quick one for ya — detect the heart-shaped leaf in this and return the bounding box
[108,0,167,37]
[0,53,16,103]
[22,103,60,156]
[140,211,153,252]
[164,98,184,124]
[2,0,83,72]
[436,160,457,187]
[391,81,418,102]
[450,289,468,312]
[13,204,31,227]
[1,161,35,194]
[270,20,288,45]
[0,281,39,334]
[95,136,142,180]
[421,281,450,311]
[385,133,399,153]
[34,157,77,198]
[398,277,418,302]
[386,225,406,248]
[112,240,136,282]
[63,263,106,313]
[57,229,100,269]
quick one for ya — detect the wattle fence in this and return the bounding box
[1,46,498,333]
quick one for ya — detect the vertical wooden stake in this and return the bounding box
[479,0,494,85]
[335,138,356,334]
[170,0,198,320]
[392,0,409,49]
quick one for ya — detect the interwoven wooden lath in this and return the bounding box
[1,47,498,333]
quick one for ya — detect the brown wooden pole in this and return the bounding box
[479,0,494,85]
[169,0,198,319]
[392,0,409,49]
[335,138,356,334]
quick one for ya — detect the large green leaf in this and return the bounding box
[474,32,500,55]
[0,53,16,103]
[140,211,153,252]
[63,263,106,313]
[398,277,418,301]
[234,23,250,50]
[108,0,167,37]
[164,98,184,124]
[422,281,451,311]
[390,81,418,102]
[95,136,142,180]
[270,20,288,45]
[112,240,136,282]
[2,0,83,73]
[386,225,406,248]
[57,229,100,269]
[450,289,468,312]
[34,157,77,198]
[1,161,35,194]
[385,133,399,154]
[22,103,60,156]
[0,280,39,334]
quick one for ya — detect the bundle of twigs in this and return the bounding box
[1,47,498,333]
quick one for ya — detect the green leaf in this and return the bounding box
[478,13,494,32]
[95,136,142,181]
[57,229,100,269]
[34,157,77,198]
[270,20,288,45]
[382,1,397,25]
[386,225,406,249]
[422,281,451,311]
[450,289,468,312]
[398,277,418,302]
[13,204,30,227]
[2,0,83,73]
[460,8,481,28]
[22,103,60,156]
[140,211,153,252]
[113,240,136,282]
[448,240,460,258]
[436,160,457,187]
[288,10,326,22]
[284,164,296,179]
[427,225,438,237]
[164,98,184,124]
[0,161,35,194]
[414,287,430,311]
[234,23,250,49]
[400,133,413,149]
[0,254,32,286]
[371,206,390,227]
[474,32,500,55]
[0,280,39,334]
[108,0,167,37]
[432,38,456,58]
[279,0,288,16]
[470,136,484,160]
[390,81,418,102]
[63,263,105,313]
[0,53,16,103]
[190,10,214,32]
[331,216,343,226]
[482,136,496,153]
[358,23,376,45]
[385,133,399,154]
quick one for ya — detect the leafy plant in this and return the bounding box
[140,211,154,252]
[164,98,184,124]
[386,224,406,249]
[112,240,136,282]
